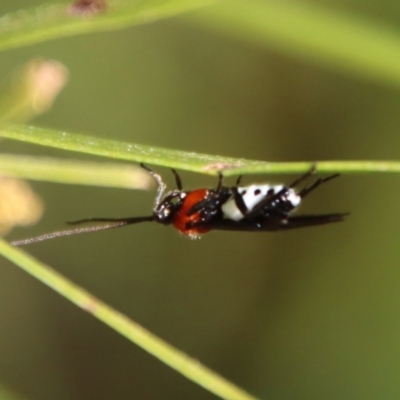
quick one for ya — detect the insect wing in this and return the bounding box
[189,213,348,232]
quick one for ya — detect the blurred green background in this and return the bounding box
[1,1,400,399]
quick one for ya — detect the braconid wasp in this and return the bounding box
[12,164,348,246]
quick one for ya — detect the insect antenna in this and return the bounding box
[140,163,167,209]
[11,216,154,246]
[66,216,154,225]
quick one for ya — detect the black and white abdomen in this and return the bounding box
[221,184,302,221]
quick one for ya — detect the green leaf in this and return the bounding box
[188,0,400,87]
[0,238,259,400]
[0,0,218,52]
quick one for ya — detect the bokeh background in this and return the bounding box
[1,1,400,399]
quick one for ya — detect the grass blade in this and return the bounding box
[189,0,400,87]
[0,239,259,400]
[0,0,218,52]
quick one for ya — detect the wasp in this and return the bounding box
[12,164,347,245]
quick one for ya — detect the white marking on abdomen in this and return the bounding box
[221,185,301,221]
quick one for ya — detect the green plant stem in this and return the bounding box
[0,124,399,177]
[0,154,153,189]
[0,239,259,400]
[0,0,218,52]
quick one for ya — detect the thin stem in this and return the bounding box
[0,239,259,400]
[0,125,399,177]
[0,0,218,52]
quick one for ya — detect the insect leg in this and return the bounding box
[299,174,340,199]
[244,168,339,219]
[171,169,183,191]
[216,172,223,191]
[241,167,317,219]
[239,188,287,219]
[186,173,227,218]
[288,165,316,188]
[231,186,249,215]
